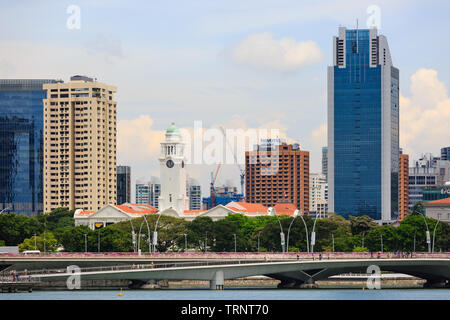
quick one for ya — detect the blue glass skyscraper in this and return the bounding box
[0,79,60,216]
[328,27,399,222]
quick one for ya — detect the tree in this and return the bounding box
[186,216,214,251]
[409,201,424,216]
[211,219,248,252]
[349,215,378,235]
[19,232,58,252]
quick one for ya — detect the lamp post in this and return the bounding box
[204,231,208,253]
[361,231,365,250]
[298,210,310,253]
[84,234,87,253]
[138,216,151,254]
[268,207,285,253]
[257,231,261,253]
[310,214,319,253]
[413,230,416,253]
[380,234,383,253]
[184,233,187,252]
[332,233,335,253]
[286,210,299,253]
[129,220,136,253]
[34,234,37,251]
[98,231,100,253]
[432,214,441,253]
[420,213,431,253]
[233,234,237,253]
[153,213,162,253]
[0,206,12,214]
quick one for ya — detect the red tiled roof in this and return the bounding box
[273,202,298,215]
[78,210,95,216]
[424,197,450,206]
[225,202,268,214]
[115,203,158,214]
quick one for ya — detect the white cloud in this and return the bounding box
[230,32,323,72]
[400,68,450,161]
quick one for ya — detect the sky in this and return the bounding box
[1,0,449,200]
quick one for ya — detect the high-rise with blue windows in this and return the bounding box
[0,79,61,216]
[328,27,399,222]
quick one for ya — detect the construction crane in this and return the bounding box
[210,163,222,208]
[219,126,245,196]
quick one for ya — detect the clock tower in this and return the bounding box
[158,123,189,216]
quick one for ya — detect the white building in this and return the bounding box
[158,123,190,217]
[310,173,328,218]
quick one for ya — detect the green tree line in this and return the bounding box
[0,206,449,253]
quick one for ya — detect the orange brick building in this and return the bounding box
[399,153,409,220]
[245,142,309,215]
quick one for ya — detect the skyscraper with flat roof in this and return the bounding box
[43,76,117,212]
[0,79,61,215]
[328,27,399,222]
[117,165,131,205]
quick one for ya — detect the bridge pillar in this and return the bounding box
[210,270,224,290]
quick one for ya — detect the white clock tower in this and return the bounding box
[158,123,189,216]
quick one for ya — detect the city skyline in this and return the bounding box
[0,1,449,201]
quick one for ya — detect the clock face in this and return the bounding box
[166,159,174,168]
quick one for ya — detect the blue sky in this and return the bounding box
[1,0,449,198]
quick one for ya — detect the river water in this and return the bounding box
[1,287,449,300]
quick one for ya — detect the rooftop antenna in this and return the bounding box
[356,18,359,54]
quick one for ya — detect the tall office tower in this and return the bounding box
[0,79,61,216]
[441,147,450,161]
[310,173,328,217]
[399,153,409,220]
[43,76,117,213]
[117,165,131,205]
[322,147,328,182]
[245,140,309,215]
[187,179,202,210]
[328,27,399,222]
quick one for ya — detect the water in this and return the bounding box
[1,287,449,300]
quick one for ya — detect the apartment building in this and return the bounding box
[43,75,117,212]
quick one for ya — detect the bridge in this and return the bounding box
[2,253,449,289]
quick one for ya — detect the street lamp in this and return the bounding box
[331,233,335,253]
[233,234,237,253]
[84,234,87,253]
[420,213,431,253]
[311,214,319,253]
[286,210,299,253]
[297,210,310,253]
[184,233,187,252]
[0,206,12,214]
[98,231,100,253]
[129,220,136,253]
[257,231,261,253]
[361,231,365,250]
[268,207,285,253]
[34,234,37,251]
[432,213,441,253]
[138,216,151,254]
[204,231,208,253]
[380,234,383,253]
[153,213,162,253]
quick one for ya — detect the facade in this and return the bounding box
[423,197,450,224]
[310,173,328,217]
[423,184,450,202]
[135,181,160,209]
[43,76,117,212]
[441,147,450,161]
[74,203,158,230]
[158,123,189,216]
[399,153,409,220]
[187,180,202,211]
[117,165,131,205]
[245,141,310,215]
[328,27,399,222]
[322,147,328,182]
[408,153,450,209]
[0,79,61,216]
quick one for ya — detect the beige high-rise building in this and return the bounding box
[43,75,117,213]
